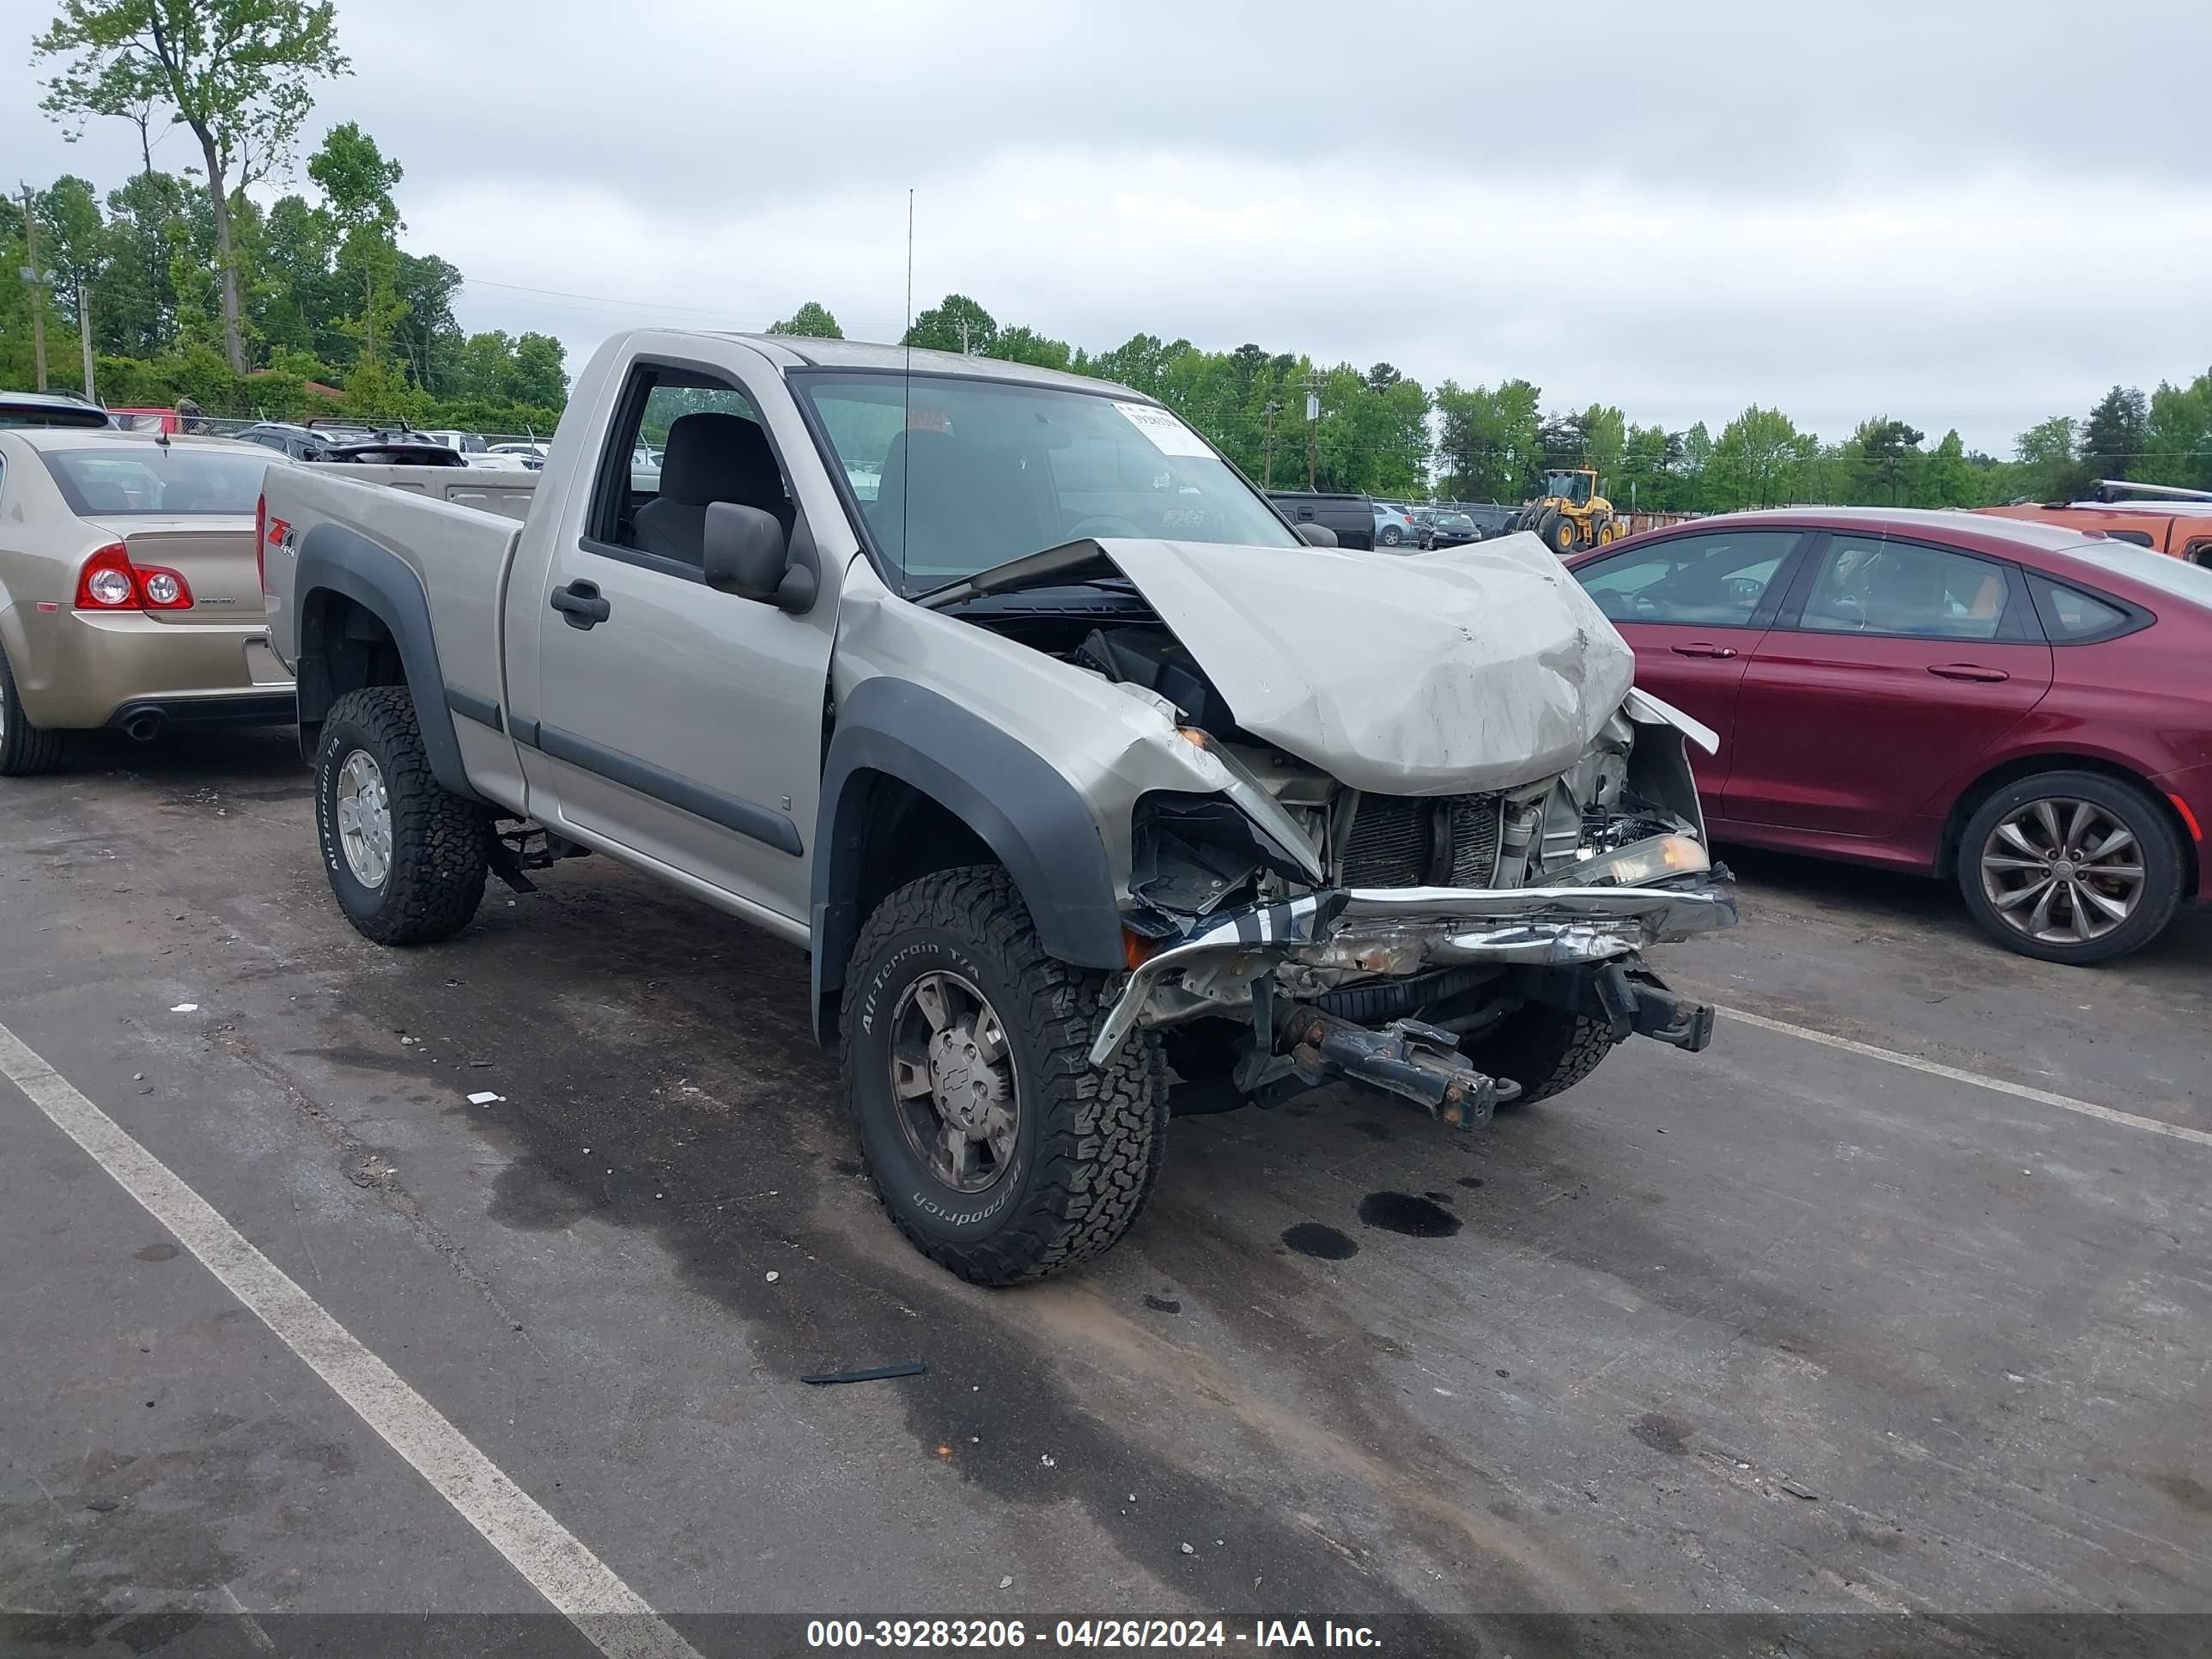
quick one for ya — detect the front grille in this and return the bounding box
[1340,793,1503,888]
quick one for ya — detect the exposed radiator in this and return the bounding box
[1340,793,1503,888]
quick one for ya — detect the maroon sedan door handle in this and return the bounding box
[1928,663,2009,683]
[1670,642,1739,659]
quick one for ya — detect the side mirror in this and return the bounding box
[703,501,790,600]
[703,500,817,612]
[1296,522,1339,548]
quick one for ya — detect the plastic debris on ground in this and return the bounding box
[799,1361,927,1386]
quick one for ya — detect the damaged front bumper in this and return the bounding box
[1088,876,1735,1068]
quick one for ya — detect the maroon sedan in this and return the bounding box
[1565,508,2212,963]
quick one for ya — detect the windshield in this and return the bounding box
[796,371,1297,591]
[40,444,271,516]
[2069,541,2212,607]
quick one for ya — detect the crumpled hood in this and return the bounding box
[1094,532,1637,795]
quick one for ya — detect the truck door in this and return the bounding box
[522,349,838,929]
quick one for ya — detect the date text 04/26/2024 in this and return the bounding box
[805,1620,1382,1650]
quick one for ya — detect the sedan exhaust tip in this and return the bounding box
[118,706,167,743]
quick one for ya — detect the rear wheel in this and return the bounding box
[0,643,68,777]
[313,687,489,945]
[1957,770,2183,964]
[1379,523,1404,546]
[1463,1006,1617,1105]
[840,866,1166,1285]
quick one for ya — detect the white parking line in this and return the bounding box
[0,1019,703,1659]
[1717,1005,2212,1149]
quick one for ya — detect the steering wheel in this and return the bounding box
[1066,514,1146,539]
[1629,590,1665,618]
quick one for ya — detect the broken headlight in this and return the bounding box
[1532,833,1711,890]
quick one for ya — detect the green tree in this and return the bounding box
[2140,371,2212,492]
[34,0,351,374]
[89,167,204,356]
[769,301,843,338]
[2078,385,2148,483]
[988,324,1073,372]
[1917,429,1974,507]
[1707,405,1802,508]
[1850,416,1925,503]
[1577,403,1626,496]
[904,293,996,355]
[1435,379,1542,501]
[305,123,409,372]
[2015,415,2088,502]
[505,331,567,407]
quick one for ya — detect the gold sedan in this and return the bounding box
[0,427,295,775]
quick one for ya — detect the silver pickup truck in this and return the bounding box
[259,330,1735,1285]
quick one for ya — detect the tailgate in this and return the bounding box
[86,516,261,626]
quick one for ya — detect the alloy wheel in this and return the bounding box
[887,970,1020,1194]
[1978,798,2145,946]
[334,749,394,890]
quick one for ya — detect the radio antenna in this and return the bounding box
[902,187,914,580]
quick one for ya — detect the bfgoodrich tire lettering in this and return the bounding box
[314,686,489,945]
[841,866,1166,1285]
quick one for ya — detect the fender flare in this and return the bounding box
[294,522,482,801]
[811,677,1125,1045]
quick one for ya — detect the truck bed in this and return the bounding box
[259,465,536,719]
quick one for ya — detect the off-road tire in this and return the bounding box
[840,866,1167,1285]
[1955,769,2185,966]
[1533,506,1564,550]
[314,686,489,945]
[0,643,68,777]
[1548,513,1582,556]
[1465,1006,1618,1106]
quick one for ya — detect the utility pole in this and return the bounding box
[957,319,971,356]
[1261,399,1280,488]
[1304,376,1321,491]
[77,286,95,403]
[19,185,48,391]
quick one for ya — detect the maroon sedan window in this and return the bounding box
[2041,583,2130,639]
[1799,538,2012,641]
[1577,531,1798,627]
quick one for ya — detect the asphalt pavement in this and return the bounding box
[3,726,2208,1658]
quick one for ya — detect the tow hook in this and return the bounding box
[1276,1005,1512,1131]
[1594,963,1716,1053]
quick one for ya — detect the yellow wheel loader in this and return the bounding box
[1509,468,1626,556]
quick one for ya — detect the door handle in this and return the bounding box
[1928,663,2008,683]
[549,580,611,629]
[1670,642,1738,659]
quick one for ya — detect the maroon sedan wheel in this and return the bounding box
[1958,771,2185,965]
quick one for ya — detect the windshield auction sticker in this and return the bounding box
[1113,401,1214,458]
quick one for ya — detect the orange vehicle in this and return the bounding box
[1978,483,2212,566]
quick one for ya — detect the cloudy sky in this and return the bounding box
[7,0,2209,451]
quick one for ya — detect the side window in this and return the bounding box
[2026,574,2143,645]
[587,366,788,571]
[2042,583,2127,638]
[1575,531,1799,627]
[1797,538,2011,641]
[2186,538,2212,569]
[2103,529,2155,548]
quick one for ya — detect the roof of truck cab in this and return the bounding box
[723,332,1152,401]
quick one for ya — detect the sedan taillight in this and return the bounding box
[76,544,139,609]
[74,544,193,611]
